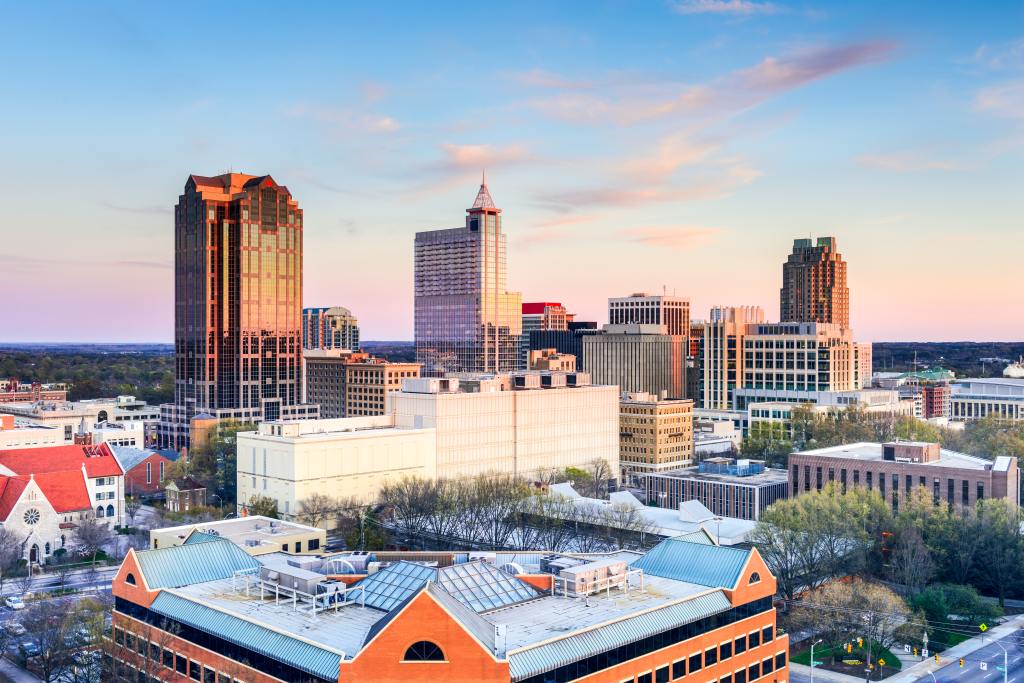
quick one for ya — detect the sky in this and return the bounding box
[1,1,1022,343]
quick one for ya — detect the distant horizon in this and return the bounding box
[3,340,1024,346]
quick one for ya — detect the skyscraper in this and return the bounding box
[520,302,570,368]
[699,306,766,410]
[158,173,317,449]
[609,293,690,336]
[302,306,360,351]
[414,179,522,375]
[780,237,849,328]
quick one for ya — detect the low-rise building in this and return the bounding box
[638,457,789,521]
[950,378,1024,422]
[0,379,67,404]
[619,392,694,480]
[303,349,421,419]
[746,389,914,440]
[0,415,63,449]
[527,348,576,372]
[788,441,1019,510]
[165,477,207,513]
[111,529,786,683]
[111,446,180,498]
[0,443,124,563]
[694,419,742,459]
[149,516,326,555]
[0,395,160,445]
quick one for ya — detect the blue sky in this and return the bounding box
[1,1,1022,342]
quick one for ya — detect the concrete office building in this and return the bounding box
[700,306,766,410]
[520,302,570,368]
[780,236,849,329]
[414,179,522,375]
[789,441,1019,510]
[638,458,790,521]
[303,350,420,419]
[303,306,360,351]
[950,378,1024,422]
[584,325,687,399]
[159,173,317,449]
[527,348,576,372]
[0,416,63,449]
[150,516,327,556]
[619,392,694,479]
[747,389,914,440]
[111,531,787,683]
[609,293,690,336]
[0,396,159,445]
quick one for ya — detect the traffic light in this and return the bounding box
[846,643,853,654]
[913,648,918,656]
[857,637,863,648]
[960,658,965,668]
[935,653,940,662]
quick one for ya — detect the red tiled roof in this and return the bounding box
[522,302,563,314]
[0,444,123,478]
[0,476,28,521]
[34,471,92,513]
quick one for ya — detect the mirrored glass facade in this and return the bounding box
[414,183,522,375]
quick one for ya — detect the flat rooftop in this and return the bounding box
[646,466,789,485]
[794,442,992,471]
[153,516,323,546]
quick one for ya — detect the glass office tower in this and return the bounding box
[414,181,522,375]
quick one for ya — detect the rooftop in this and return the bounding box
[794,442,996,471]
[151,515,325,549]
[645,463,789,485]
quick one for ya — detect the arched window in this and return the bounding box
[749,572,761,584]
[96,506,104,518]
[97,410,108,422]
[125,573,137,586]
[403,641,445,662]
[106,504,114,518]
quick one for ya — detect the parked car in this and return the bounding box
[4,596,25,610]
[4,622,26,636]
[19,640,41,658]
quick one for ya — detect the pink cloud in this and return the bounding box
[436,143,534,171]
[672,0,781,15]
[619,226,721,250]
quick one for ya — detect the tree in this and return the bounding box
[74,517,113,568]
[124,496,142,528]
[50,551,76,593]
[21,599,76,682]
[0,527,25,595]
[245,494,280,519]
[972,499,1023,606]
[587,459,613,498]
[563,467,593,497]
[889,525,933,597]
[297,493,337,528]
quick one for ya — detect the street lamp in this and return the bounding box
[209,494,223,515]
[989,636,1009,683]
[810,638,823,683]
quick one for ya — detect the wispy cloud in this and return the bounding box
[285,103,401,136]
[671,0,781,16]
[974,79,1024,120]
[856,152,961,172]
[965,37,1024,71]
[506,68,593,89]
[435,143,535,172]
[619,225,721,250]
[527,40,897,126]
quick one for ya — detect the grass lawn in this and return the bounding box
[792,641,902,679]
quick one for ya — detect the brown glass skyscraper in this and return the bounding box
[158,173,317,449]
[780,236,850,329]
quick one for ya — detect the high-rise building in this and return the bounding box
[303,350,421,419]
[609,293,690,336]
[158,173,317,449]
[780,236,849,329]
[520,302,570,368]
[619,392,694,480]
[414,180,522,375]
[302,306,360,351]
[583,324,687,399]
[700,306,766,410]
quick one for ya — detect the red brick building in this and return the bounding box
[110,531,787,683]
[0,379,67,404]
[111,446,180,498]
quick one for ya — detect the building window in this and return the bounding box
[720,640,733,659]
[962,480,969,505]
[672,659,685,679]
[735,634,747,654]
[403,641,445,662]
[96,506,105,518]
[656,665,669,683]
[638,674,652,683]
[146,462,152,484]
[705,645,718,665]
[815,467,822,490]
[308,538,320,551]
[106,504,115,518]
[775,652,786,669]
[977,482,984,500]
[748,662,761,681]
[749,572,761,584]
[126,573,137,586]
[189,660,200,680]
[762,626,773,643]
[688,652,702,672]
[749,629,761,648]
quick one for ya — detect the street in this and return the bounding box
[914,631,1024,683]
[0,567,117,599]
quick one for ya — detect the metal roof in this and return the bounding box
[629,537,750,588]
[135,536,260,588]
[151,592,341,681]
[507,590,730,681]
[355,561,437,611]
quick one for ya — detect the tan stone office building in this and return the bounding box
[619,392,694,479]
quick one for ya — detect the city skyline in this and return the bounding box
[3,2,1023,342]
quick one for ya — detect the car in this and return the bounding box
[19,640,41,658]
[4,622,26,636]
[4,596,25,610]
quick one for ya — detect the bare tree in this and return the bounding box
[14,567,34,597]
[587,459,613,498]
[604,502,659,549]
[889,525,934,597]
[124,496,142,528]
[51,553,77,594]
[74,517,114,568]
[0,527,25,594]
[297,492,337,528]
[21,599,76,682]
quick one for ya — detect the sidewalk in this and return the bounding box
[0,657,40,683]
[886,613,1024,683]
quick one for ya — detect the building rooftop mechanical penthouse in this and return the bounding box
[111,531,787,683]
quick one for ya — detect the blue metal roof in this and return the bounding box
[151,592,341,681]
[629,537,750,588]
[508,590,731,681]
[353,561,437,611]
[182,531,222,545]
[135,536,260,589]
[110,445,180,472]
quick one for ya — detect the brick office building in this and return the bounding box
[788,441,1019,510]
[109,532,788,683]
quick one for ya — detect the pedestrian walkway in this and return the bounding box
[0,657,41,683]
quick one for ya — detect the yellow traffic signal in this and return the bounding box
[846,643,853,653]
[913,648,918,656]
[960,659,965,668]
[857,637,863,648]
[935,653,940,662]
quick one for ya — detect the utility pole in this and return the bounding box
[810,639,823,683]
[991,637,1009,683]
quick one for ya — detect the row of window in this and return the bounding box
[794,465,985,505]
[633,650,787,683]
[113,626,247,683]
